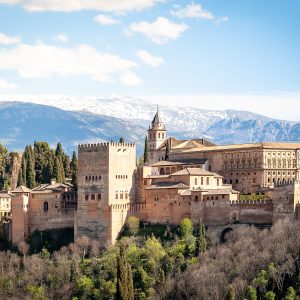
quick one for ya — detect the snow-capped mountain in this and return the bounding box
[0,96,300,154]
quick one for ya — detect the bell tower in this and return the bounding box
[147,107,167,162]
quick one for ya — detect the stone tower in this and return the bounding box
[147,107,167,164]
[75,142,136,245]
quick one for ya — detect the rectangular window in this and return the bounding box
[98,194,101,200]
[125,192,128,199]
[91,194,95,200]
[85,194,89,201]
[217,179,220,186]
[115,193,118,200]
[201,177,203,185]
[120,193,124,199]
[195,178,198,185]
[206,177,209,185]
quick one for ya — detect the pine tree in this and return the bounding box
[143,136,149,165]
[165,138,170,161]
[70,151,78,190]
[116,242,134,300]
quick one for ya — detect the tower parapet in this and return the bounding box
[78,142,136,152]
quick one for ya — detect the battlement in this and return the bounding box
[78,142,136,152]
[230,199,273,206]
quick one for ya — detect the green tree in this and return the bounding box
[17,166,24,187]
[246,286,257,300]
[125,216,140,236]
[25,145,35,189]
[20,154,27,186]
[143,136,149,165]
[63,154,71,179]
[55,142,64,160]
[76,275,94,297]
[284,287,296,300]
[116,242,134,300]
[263,291,275,300]
[34,141,52,184]
[70,151,78,190]
[53,156,65,183]
[179,218,193,238]
[195,222,207,256]
[165,138,170,161]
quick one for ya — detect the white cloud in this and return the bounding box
[94,14,118,25]
[136,50,164,67]
[0,32,21,45]
[0,0,158,13]
[120,71,142,86]
[171,2,214,20]
[52,33,69,43]
[0,78,17,89]
[215,16,229,25]
[0,43,140,85]
[129,17,188,44]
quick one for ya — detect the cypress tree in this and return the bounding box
[70,151,78,190]
[20,154,27,186]
[55,142,63,159]
[26,145,36,189]
[53,156,64,183]
[119,137,125,143]
[63,154,71,179]
[165,138,170,161]
[116,242,134,300]
[17,167,23,187]
[34,141,52,184]
[143,136,149,164]
[195,222,207,256]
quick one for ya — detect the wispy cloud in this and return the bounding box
[215,16,229,25]
[0,0,159,13]
[94,14,119,25]
[120,71,142,85]
[0,32,21,45]
[136,50,164,67]
[171,2,214,20]
[0,78,17,89]
[0,43,140,85]
[129,17,188,44]
[52,33,69,43]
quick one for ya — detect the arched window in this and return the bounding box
[43,201,48,212]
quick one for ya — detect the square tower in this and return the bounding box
[75,142,136,245]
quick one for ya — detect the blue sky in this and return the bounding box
[0,0,300,119]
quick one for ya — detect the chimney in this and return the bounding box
[51,178,56,185]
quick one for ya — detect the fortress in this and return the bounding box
[74,109,300,245]
[8,109,300,246]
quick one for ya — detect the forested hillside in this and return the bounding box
[0,141,78,191]
[0,218,299,299]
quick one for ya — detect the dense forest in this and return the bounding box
[0,218,300,299]
[0,141,78,190]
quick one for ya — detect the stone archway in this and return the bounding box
[220,227,233,243]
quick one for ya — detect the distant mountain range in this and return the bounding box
[0,96,300,155]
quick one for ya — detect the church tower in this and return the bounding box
[147,107,167,164]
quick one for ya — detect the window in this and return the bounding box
[91,194,95,200]
[125,192,128,199]
[201,177,203,185]
[85,194,89,201]
[206,177,209,185]
[98,194,101,200]
[120,193,124,199]
[43,201,48,212]
[115,193,118,200]
[195,178,198,185]
[217,179,220,186]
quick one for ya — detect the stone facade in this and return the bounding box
[75,142,136,246]
[10,182,76,245]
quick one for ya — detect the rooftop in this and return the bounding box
[146,182,190,190]
[151,158,207,167]
[171,168,217,176]
[11,186,31,193]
